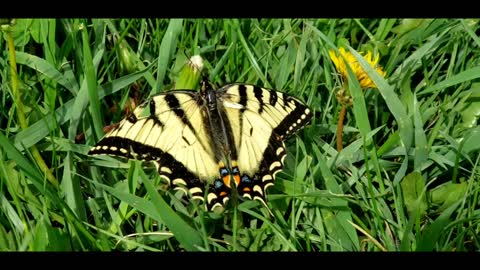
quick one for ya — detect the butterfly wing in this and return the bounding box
[220,84,312,205]
[89,91,219,202]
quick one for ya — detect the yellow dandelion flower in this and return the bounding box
[329,47,386,89]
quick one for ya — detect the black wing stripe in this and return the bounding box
[149,99,156,115]
[269,89,278,106]
[89,136,159,161]
[127,114,137,123]
[89,136,206,195]
[281,92,288,110]
[147,100,165,127]
[237,85,248,156]
[150,115,164,128]
[223,84,310,132]
[164,93,197,135]
[161,93,216,157]
[238,84,248,111]
[237,135,286,204]
[253,86,264,114]
[219,107,238,160]
[273,99,312,139]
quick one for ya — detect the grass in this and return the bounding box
[0,18,479,251]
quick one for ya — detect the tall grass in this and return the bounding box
[0,18,479,251]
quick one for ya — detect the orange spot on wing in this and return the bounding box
[243,187,251,192]
[222,175,230,187]
[220,191,227,197]
[233,173,240,187]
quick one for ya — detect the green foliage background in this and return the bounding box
[0,19,479,251]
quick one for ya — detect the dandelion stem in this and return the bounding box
[6,25,59,188]
[336,105,347,152]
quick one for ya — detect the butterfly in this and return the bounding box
[89,80,312,211]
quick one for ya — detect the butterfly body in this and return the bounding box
[89,81,312,211]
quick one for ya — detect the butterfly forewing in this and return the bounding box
[89,91,219,201]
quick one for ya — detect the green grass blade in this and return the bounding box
[374,19,397,41]
[293,27,309,91]
[442,126,480,163]
[0,193,24,236]
[0,132,100,250]
[391,33,444,79]
[416,201,461,251]
[15,51,79,95]
[60,152,87,221]
[315,147,360,251]
[12,64,154,150]
[274,37,296,90]
[92,162,204,251]
[419,66,480,95]
[461,19,480,48]
[0,131,44,182]
[81,22,103,140]
[153,19,183,95]
[234,19,268,86]
[350,46,413,150]
[91,180,163,223]
[413,95,429,170]
[139,165,204,251]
